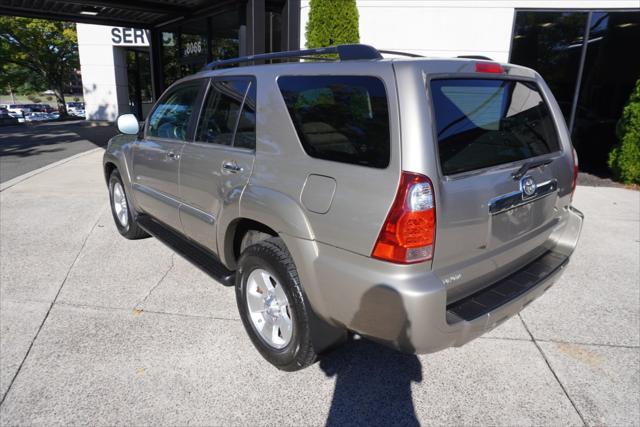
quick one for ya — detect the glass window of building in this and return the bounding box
[511,10,640,176]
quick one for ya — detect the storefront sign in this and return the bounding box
[111,27,150,46]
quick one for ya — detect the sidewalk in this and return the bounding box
[0,150,638,425]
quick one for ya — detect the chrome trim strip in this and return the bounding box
[180,203,216,225]
[132,183,181,209]
[489,179,557,215]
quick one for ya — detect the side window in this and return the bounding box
[234,81,257,150]
[147,82,200,140]
[195,79,252,146]
[277,75,390,168]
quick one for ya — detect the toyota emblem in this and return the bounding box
[521,176,537,197]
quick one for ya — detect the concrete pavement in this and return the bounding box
[0,149,638,426]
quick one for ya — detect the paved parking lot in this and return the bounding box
[0,149,638,426]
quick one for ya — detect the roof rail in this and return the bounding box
[202,44,383,70]
[457,55,494,61]
[379,50,423,58]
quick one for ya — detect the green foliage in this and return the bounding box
[305,0,359,48]
[0,17,79,115]
[608,79,640,184]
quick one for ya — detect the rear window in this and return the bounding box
[430,79,560,175]
[278,75,390,168]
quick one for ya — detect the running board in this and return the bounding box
[136,214,235,287]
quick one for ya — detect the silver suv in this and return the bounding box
[104,45,583,371]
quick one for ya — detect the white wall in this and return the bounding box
[300,0,639,62]
[76,24,149,121]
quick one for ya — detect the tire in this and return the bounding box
[236,237,317,371]
[108,169,149,240]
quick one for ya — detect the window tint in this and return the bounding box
[147,82,200,140]
[196,79,250,146]
[278,76,390,168]
[430,79,560,175]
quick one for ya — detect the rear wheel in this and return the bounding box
[236,237,317,371]
[108,169,148,240]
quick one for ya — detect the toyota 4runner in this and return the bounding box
[104,44,583,371]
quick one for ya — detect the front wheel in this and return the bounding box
[108,170,148,240]
[236,237,317,371]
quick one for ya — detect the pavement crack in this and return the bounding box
[0,210,103,408]
[133,253,175,312]
[518,314,588,426]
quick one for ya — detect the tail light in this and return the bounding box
[571,146,579,200]
[372,172,436,264]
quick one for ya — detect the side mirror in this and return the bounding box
[117,114,141,135]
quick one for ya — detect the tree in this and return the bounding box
[608,79,640,184]
[305,0,359,49]
[0,17,79,116]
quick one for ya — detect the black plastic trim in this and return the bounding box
[446,250,568,322]
[136,214,235,286]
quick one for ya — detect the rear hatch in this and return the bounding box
[426,72,569,302]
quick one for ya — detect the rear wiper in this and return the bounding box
[511,158,553,180]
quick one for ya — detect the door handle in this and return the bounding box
[222,161,243,173]
[166,151,180,160]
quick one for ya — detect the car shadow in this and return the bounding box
[320,286,423,427]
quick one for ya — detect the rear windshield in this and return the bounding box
[430,79,560,175]
[278,75,390,168]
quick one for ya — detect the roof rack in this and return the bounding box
[379,50,423,58]
[202,44,383,70]
[457,55,494,61]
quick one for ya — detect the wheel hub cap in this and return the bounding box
[112,182,129,227]
[246,269,293,349]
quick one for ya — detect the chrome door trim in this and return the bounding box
[133,183,181,209]
[180,203,216,225]
[488,179,558,215]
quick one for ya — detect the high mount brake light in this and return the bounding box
[475,62,504,74]
[372,172,436,264]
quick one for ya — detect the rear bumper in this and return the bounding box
[283,206,583,354]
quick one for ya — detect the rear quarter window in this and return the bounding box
[278,75,390,168]
[430,78,561,175]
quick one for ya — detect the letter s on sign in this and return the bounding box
[111,27,122,44]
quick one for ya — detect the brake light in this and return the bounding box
[372,172,436,264]
[475,62,504,74]
[571,146,579,199]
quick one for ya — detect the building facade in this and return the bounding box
[76,0,639,175]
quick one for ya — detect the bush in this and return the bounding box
[305,0,359,48]
[608,79,640,184]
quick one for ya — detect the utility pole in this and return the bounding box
[8,84,16,104]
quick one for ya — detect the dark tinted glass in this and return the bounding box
[196,79,250,146]
[147,82,200,140]
[510,12,588,122]
[431,79,560,175]
[234,81,256,150]
[573,11,640,175]
[278,76,390,168]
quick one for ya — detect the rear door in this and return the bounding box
[132,80,203,231]
[427,76,569,301]
[178,77,256,253]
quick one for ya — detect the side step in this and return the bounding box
[136,214,235,287]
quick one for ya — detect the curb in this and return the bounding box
[0,148,103,192]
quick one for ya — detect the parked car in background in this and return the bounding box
[66,102,85,117]
[0,107,20,125]
[104,44,583,371]
[0,104,32,123]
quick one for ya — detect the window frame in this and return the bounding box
[144,78,207,143]
[426,74,565,180]
[276,74,392,169]
[190,75,257,151]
